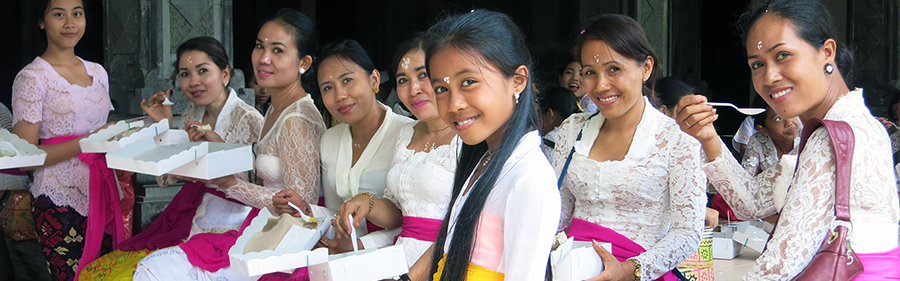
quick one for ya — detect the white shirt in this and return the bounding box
[314,103,414,247]
[443,131,560,280]
[553,97,707,281]
[705,89,900,280]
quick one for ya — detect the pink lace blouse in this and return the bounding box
[12,56,112,215]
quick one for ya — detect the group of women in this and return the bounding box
[11,0,900,280]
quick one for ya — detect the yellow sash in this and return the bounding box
[433,254,505,281]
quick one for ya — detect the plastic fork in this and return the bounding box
[704,102,766,115]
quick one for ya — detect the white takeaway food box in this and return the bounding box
[105,129,252,180]
[78,117,158,153]
[712,231,743,259]
[308,244,409,281]
[0,129,46,169]
[552,239,612,281]
[230,208,332,277]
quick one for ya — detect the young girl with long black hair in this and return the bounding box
[406,10,561,281]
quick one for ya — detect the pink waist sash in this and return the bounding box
[398,216,442,242]
[852,246,900,281]
[42,135,125,281]
[568,218,678,281]
[180,207,261,272]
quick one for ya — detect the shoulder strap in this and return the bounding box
[797,118,854,221]
[558,112,601,188]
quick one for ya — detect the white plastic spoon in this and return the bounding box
[704,102,766,115]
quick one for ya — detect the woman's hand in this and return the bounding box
[877,117,895,131]
[333,194,372,239]
[272,189,312,217]
[675,94,723,160]
[317,233,364,255]
[587,240,638,281]
[705,207,719,228]
[184,121,224,142]
[173,174,236,188]
[140,90,174,123]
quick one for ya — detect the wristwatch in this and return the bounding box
[627,257,642,281]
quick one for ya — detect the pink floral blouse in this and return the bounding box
[12,56,112,215]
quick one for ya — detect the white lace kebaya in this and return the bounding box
[381,122,459,267]
[705,89,900,280]
[225,95,326,213]
[157,89,263,237]
[552,97,707,281]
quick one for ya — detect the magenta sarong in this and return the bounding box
[42,135,125,281]
[852,246,900,281]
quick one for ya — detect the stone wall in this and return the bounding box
[104,0,253,117]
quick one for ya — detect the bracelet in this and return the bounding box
[399,273,412,281]
[358,191,375,212]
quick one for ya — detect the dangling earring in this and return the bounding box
[373,86,380,94]
[824,63,834,75]
[299,68,306,75]
[514,91,521,104]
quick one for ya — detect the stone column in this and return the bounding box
[636,0,668,76]
[104,0,253,116]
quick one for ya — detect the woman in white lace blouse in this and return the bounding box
[676,0,900,279]
[133,9,324,281]
[553,14,706,281]
[333,35,459,267]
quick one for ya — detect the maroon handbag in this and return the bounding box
[783,118,864,280]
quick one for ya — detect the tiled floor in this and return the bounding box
[711,249,761,280]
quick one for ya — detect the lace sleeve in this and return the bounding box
[11,69,45,125]
[747,129,835,280]
[225,114,320,211]
[636,133,706,281]
[552,115,584,232]
[741,135,763,176]
[703,139,791,221]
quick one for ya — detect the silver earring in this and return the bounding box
[299,68,306,75]
[514,91,521,104]
[824,63,834,75]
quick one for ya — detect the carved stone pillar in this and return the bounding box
[104,0,253,116]
[636,0,668,76]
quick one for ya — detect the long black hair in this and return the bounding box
[656,77,695,112]
[538,86,580,127]
[574,14,660,106]
[739,0,854,89]
[423,10,538,281]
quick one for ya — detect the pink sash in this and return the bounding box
[180,207,260,272]
[41,135,125,280]
[852,247,900,281]
[568,218,679,281]
[398,216,442,242]
[118,181,245,251]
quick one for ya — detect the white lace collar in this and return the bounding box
[824,88,865,121]
[182,88,240,136]
[573,96,658,162]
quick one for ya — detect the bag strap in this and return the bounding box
[796,118,854,221]
[558,112,601,188]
